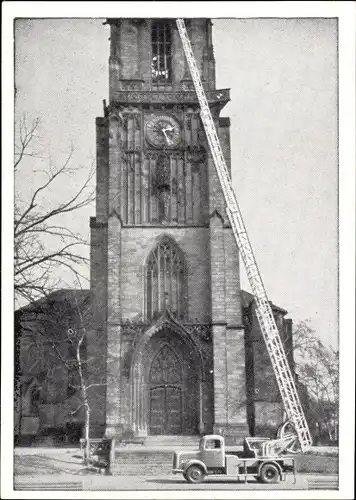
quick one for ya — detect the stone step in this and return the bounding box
[120,435,200,448]
[114,451,173,462]
[112,449,174,475]
[112,466,172,475]
[144,435,200,442]
[112,464,173,475]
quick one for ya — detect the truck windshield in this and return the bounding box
[199,438,222,450]
[206,439,221,449]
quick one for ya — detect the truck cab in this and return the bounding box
[173,435,226,481]
[199,435,225,468]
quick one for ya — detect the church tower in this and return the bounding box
[89,18,249,442]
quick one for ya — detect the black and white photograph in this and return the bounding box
[2,1,355,499]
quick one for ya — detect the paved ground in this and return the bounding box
[14,473,339,491]
[14,448,84,476]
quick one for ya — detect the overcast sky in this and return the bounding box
[14,17,338,347]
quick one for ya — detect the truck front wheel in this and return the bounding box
[259,463,280,484]
[185,465,206,483]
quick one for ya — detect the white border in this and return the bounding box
[2,2,355,499]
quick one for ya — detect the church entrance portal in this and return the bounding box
[131,323,203,437]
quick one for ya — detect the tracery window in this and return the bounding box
[146,238,187,321]
[151,20,172,83]
[149,345,182,385]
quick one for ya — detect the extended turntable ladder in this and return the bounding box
[176,18,312,452]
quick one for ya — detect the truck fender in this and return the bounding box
[183,459,208,475]
[258,460,282,478]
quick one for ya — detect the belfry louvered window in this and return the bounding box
[146,239,186,321]
[151,20,172,83]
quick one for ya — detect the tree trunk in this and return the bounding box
[84,402,90,465]
[76,333,91,465]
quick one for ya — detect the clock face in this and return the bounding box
[146,114,181,148]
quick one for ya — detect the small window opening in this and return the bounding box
[151,20,172,83]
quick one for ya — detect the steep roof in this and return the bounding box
[16,289,91,315]
[240,289,288,315]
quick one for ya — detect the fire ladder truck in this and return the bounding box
[176,18,313,454]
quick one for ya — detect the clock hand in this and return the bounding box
[162,129,172,145]
[162,126,174,134]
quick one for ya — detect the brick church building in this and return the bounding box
[15,18,296,445]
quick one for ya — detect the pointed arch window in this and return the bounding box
[146,238,187,321]
[151,20,172,83]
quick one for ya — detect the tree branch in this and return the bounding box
[14,114,94,305]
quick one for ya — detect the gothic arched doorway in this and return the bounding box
[149,344,182,435]
[130,322,204,437]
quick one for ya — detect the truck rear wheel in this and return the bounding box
[259,463,280,484]
[185,465,206,483]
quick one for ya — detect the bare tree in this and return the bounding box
[14,114,95,306]
[63,292,107,464]
[15,288,109,463]
[292,320,339,443]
